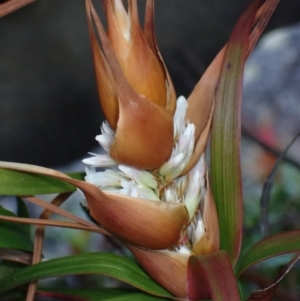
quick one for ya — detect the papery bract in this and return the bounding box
[86,0,176,169]
[106,0,168,108]
[129,246,189,298]
[127,179,219,299]
[0,161,189,250]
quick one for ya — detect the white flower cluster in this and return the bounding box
[83,96,207,254]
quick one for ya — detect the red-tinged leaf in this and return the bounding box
[210,0,280,264]
[246,253,300,301]
[0,0,36,18]
[236,230,300,276]
[187,250,240,301]
[185,1,279,177]
[210,0,261,265]
[247,0,280,57]
[0,248,32,265]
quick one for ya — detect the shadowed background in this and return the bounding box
[1,0,300,167]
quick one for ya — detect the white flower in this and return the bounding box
[83,96,209,253]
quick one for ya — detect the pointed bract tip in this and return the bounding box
[130,247,189,298]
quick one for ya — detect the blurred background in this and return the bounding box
[1,0,300,299]
[1,0,300,167]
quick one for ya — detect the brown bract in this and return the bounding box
[129,246,189,298]
[181,47,226,175]
[128,174,220,298]
[0,162,189,250]
[83,186,190,249]
[86,0,176,169]
[192,177,220,255]
[107,0,167,108]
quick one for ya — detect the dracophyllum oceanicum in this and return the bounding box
[82,0,221,296]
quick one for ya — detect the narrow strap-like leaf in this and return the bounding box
[16,198,31,237]
[0,252,171,298]
[0,207,33,252]
[187,250,240,301]
[0,248,32,265]
[0,215,110,236]
[0,168,83,195]
[210,0,260,265]
[23,195,97,229]
[236,230,300,276]
[26,193,72,301]
[247,0,280,57]
[0,226,33,252]
[210,0,280,265]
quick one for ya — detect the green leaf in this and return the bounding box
[16,198,30,218]
[0,168,84,195]
[0,207,33,252]
[0,224,33,252]
[236,230,300,276]
[16,198,30,236]
[210,0,260,265]
[0,260,27,290]
[68,172,85,181]
[0,252,171,298]
[210,0,280,265]
[37,287,171,301]
[0,207,30,235]
[187,250,240,301]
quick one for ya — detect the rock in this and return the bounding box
[243,23,300,161]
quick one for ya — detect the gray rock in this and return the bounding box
[243,23,300,160]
